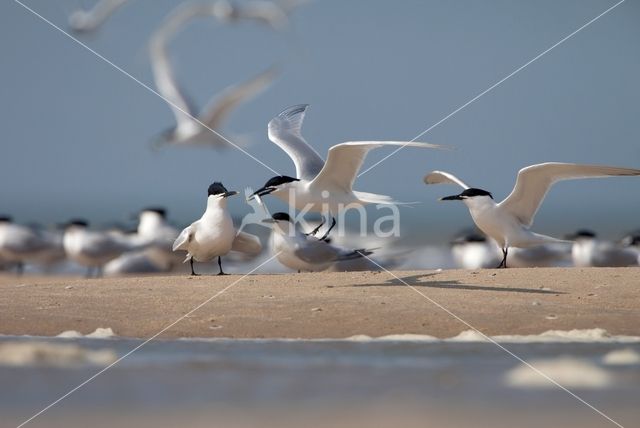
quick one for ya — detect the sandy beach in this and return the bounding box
[1,268,638,339]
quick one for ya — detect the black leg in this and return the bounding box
[305,218,325,236]
[96,266,103,278]
[85,267,93,278]
[15,262,24,277]
[319,217,337,241]
[217,256,228,276]
[190,259,200,276]
[496,247,508,269]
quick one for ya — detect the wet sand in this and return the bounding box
[0,268,638,339]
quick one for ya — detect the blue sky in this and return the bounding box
[1,0,639,242]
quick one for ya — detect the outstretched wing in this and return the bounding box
[231,231,262,255]
[267,104,325,180]
[423,171,470,189]
[311,141,446,193]
[201,65,280,130]
[499,163,640,227]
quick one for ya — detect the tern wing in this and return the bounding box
[499,163,640,227]
[150,4,215,128]
[268,104,324,180]
[201,65,279,130]
[310,141,446,193]
[239,1,290,29]
[423,171,470,189]
[172,225,193,251]
[69,0,129,33]
[294,238,340,264]
[231,231,262,255]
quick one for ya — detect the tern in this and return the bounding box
[425,163,640,268]
[450,232,500,270]
[68,0,129,33]
[263,212,373,272]
[150,2,279,149]
[569,230,638,267]
[173,182,262,275]
[63,220,151,277]
[250,104,446,238]
[0,216,66,275]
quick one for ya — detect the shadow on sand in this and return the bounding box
[345,272,565,295]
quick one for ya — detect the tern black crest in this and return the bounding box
[574,229,597,238]
[461,188,493,199]
[264,175,300,188]
[208,182,229,196]
[142,207,167,218]
[272,212,292,222]
[0,215,12,223]
[67,219,89,228]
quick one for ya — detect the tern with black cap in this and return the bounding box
[425,162,640,268]
[250,104,447,239]
[173,182,262,275]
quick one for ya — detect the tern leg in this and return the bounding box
[305,218,325,236]
[85,267,93,278]
[217,256,228,276]
[15,262,24,277]
[319,217,337,241]
[190,259,200,276]
[96,266,103,278]
[496,248,508,269]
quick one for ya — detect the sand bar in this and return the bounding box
[0,268,638,339]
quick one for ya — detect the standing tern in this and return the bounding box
[63,220,151,277]
[173,182,262,275]
[0,216,65,275]
[150,2,279,149]
[569,230,638,267]
[263,212,373,272]
[425,162,640,268]
[250,104,446,238]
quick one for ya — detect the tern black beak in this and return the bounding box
[440,194,463,201]
[223,190,238,198]
[248,187,275,200]
[261,218,276,224]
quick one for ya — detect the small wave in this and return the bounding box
[0,341,117,367]
[602,348,640,365]
[505,357,612,390]
[57,327,116,339]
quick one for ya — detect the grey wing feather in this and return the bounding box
[268,104,324,180]
[499,163,640,227]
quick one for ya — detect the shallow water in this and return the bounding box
[2,335,639,428]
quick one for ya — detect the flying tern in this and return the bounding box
[250,104,446,239]
[150,2,279,149]
[173,182,262,275]
[425,162,640,268]
[68,0,129,33]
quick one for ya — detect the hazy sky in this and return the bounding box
[1,0,639,242]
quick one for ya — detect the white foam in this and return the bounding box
[343,329,640,343]
[0,341,117,367]
[57,327,116,339]
[345,334,438,342]
[505,357,612,390]
[602,348,640,365]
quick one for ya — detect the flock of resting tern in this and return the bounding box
[1,0,639,276]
